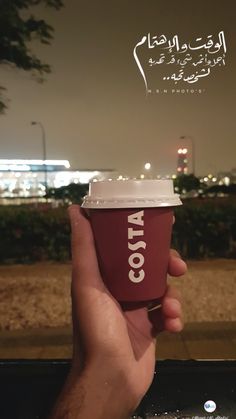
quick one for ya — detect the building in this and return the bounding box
[0,159,114,199]
[177,148,188,174]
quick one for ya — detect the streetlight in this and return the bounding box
[179,136,196,175]
[144,162,151,171]
[143,162,152,179]
[31,121,48,192]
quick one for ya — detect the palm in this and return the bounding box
[123,308,157,394]
[69,206,186,402]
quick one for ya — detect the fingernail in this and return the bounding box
[175,318,183,332]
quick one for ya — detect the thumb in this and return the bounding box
[68,205,104,287]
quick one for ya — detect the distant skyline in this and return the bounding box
[0,0,236,176]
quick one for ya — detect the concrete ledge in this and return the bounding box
[0,322,235,360]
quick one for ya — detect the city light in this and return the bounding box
[177,145,189,175]
[144,162,151,170]
[0,164,31,171]
[177,148,188,155]
[76,171,101,184]
[223,176,230,186]
[0,159,71,168]
[0,160,114,199]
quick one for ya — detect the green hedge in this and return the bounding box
[0,206,70,263]
[172,198,236,259]
[0,198,236,263]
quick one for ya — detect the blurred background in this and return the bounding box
[0,0,235,361]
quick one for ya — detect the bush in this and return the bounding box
[172,198,236,259]
[0,198,236,263]
[0,206,70,263]
[46,183,89,204]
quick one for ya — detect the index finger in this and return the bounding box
[68,205,101,281]
[168,249,187,277]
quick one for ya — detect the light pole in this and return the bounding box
[31,121,48,192]
[179,135,196,175]
[144,162,152,178]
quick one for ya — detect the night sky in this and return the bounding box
[0,0,236,176]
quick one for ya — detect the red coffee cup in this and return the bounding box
[82,179,182,309]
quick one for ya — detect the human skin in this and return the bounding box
[50,206,187,419]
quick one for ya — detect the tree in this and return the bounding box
[206,184,236,196]
[46,183,89,204]
[174,174,201,194]
[0,0,64,113]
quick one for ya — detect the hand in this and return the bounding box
[50,205,187,419]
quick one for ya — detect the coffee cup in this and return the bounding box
[82,179,182,309]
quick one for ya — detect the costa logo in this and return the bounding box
[128,210,146,283]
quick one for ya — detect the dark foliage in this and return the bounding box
[0,198,236,263]
[0,206,70,263]
[174,174,201,193]
[172,198,236,259]
[0,0,64,112]
[206,184,236,195]
[46,183,89,204]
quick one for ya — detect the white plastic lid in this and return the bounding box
[82,179,182,208]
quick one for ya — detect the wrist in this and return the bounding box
[71,359,139,418]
